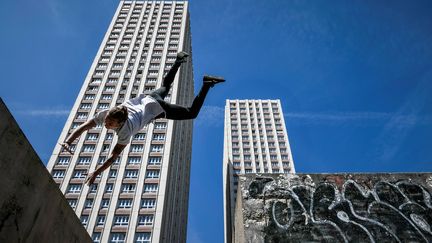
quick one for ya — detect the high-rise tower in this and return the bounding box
[47,1,193,242]
[223,99,295,243]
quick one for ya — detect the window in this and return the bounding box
[133,133,146,140]
[109,169,117,178]
[114,215,129,226]
[82,145,95,153]
[84,199,93,209]
[102,144,110,153]
[146,170,160,179]
[148,156,161,165]
[96,215,106,226]
[135,233,151,243]
[86,133,98,141]
[105,133,113,140]
[100,199,110,208]
[147,78,157,83]
[143,184,158,193]
[68,184,82,193]
[73,170,87,179]
[121,183,136,193]
[150,145,163,152]
[52,170,65,179]
[154,122,166,129]
[128,156,141,164]
[141,199,156,209]
[117,199,132,209]
[152,134,165,141]
[68,199,77,209]
[98,103,109,109]
[98,156,106,164]
[89,184,98,193]
[87,85,98,91]
[110,233,125,243]
[138,214,154,226]
[57,156,70,165]
[78,156,91,165]
[80,103,92,110]
[124,169,139,178]
[80,215,89,227]
[101,94,112,100]
[130,145,144,153]
[92,232,101,243]
[84,94,95,100]
[105,183,113,193]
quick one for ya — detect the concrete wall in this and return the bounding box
[0,98,92,243]
[235,173,432,243]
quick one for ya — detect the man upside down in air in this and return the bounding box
[60,51,224,185]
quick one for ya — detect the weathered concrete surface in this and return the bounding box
[235,173,432,243]
[0,98,91,243]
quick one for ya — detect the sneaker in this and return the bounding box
[176,51,189,63]
[203,75,225,87]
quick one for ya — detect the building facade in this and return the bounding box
[47,1,193,242]
[223,99,295,243]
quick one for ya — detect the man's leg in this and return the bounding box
[153,51,189,99]
[159,75,225,120]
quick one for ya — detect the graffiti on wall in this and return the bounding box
[247,176,432,242]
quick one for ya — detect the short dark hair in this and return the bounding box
[107,106,128,123]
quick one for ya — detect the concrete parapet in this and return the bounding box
[235,173,432,242]
[0,98,91,243]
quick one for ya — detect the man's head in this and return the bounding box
[104,106,128,129]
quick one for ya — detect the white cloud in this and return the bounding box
[44,0,76,37]
[373,74,432,162]
[284,111,431,126]
[16,109,70,117]
[187,228,205,243]
[195,105,225,127]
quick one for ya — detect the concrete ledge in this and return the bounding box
[0,98,91,243]
[235,173,432,243]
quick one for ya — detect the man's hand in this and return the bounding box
[85,171,98,186]
[59,142,74,155]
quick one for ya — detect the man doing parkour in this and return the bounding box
[60,51,224,185]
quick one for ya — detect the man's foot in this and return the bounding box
[175,51,189,63]
[203,75,225,87]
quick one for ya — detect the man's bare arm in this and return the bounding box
[65,119,97,145]
[60,119,96,154]
[85,143,126,185]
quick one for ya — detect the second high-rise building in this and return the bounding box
[47,1,193,242]
[223,99,296,243]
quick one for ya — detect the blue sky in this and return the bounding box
[1,0,432,242]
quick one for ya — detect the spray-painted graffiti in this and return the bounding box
[246,175,432,243]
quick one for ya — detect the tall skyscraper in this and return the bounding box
[47,1,193,242]
[223,99,295,243]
